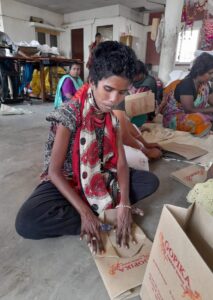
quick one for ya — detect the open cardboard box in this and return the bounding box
[140,203,213,300]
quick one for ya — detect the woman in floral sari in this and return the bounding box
[162,53,213,137]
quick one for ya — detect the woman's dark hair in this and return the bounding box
[69,61,81,70]
[189,53,213,78]
[135,60,148,76]
[89,41,137,85]
[95,32,102,38]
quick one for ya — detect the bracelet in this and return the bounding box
[116,204,131,209]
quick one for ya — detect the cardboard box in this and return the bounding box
[125,91,155,118]
[140,204,213,300]
[92,209,152,300]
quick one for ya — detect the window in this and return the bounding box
[97,25,113,41]
[176,27,200,64]
[37,32,46,45]
[36,28,58,47]
[50,34,58,47]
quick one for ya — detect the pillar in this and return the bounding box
[158,0,184,84]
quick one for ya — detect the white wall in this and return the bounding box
[64,5,120,79]
[62,16,120,79]
[63,5,147,79]
[63,5,120,24]
[119,5,144,24]
[0,1,149,80]
[0,0,4,31]
[1,0,63,43]
[117,16,148,62]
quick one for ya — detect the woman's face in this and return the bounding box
[70,64,81,78]
[198,68,213,83]
[91,76,130,113]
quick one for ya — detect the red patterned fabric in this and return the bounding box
[71,84,119,214]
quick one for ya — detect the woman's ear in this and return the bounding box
[90,80,96,89]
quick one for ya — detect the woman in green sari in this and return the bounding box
[54,61,83,109]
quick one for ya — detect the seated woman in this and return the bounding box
[162,53,213,137]
[54,61,83,108]
[15,41,159,254]
[129,60,158,127]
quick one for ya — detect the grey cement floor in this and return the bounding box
[0,102,190,300]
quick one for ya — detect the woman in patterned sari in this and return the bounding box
[162,53,213,137]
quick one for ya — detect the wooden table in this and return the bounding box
[0,56,83,102]
[0,55,27,102]
[29,57,83,101]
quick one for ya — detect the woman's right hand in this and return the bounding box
[80,209,105,255]
[143,147,162,160]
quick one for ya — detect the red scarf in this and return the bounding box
[71,84,119,214]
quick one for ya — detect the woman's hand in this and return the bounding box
[143,147,162,160]
[145,142,162,149]
[80,209,104,255]
[116,206,134,248]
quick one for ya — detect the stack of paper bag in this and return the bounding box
[171,165,207,188]
[140,203,213,300]
[92,209,152,300]
[125,91,155,118]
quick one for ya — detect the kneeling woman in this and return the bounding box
[15,41,159,254]
[162,53,213,137]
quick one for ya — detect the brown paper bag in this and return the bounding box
[92,209,152,300]
[162,142,208,160]
[171,165,207,188]
[140,203,213,300]
[125,91,155,118]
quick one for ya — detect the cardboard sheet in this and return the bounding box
[91,209,152,300]
[125,91,155,118]
[161,142,208,160]
[171,165,207,188]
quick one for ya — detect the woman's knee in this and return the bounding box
[15,205,35,239]
[148,172,160,193]
[129,169,160,202]
[15,197,45,240]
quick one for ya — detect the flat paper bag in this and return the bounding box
[92,209,152,300]
[125,91,155,118]
[162,142,208,160]
[171,165,207,188]
[140,204,213,300]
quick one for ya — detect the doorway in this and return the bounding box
[71,28,84,80]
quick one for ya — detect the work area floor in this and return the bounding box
[0,102,190,300]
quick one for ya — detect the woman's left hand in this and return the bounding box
[116,206,133,248]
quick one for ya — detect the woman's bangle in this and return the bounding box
[116,204,131,209]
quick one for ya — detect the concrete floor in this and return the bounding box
[0,102,190,300]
